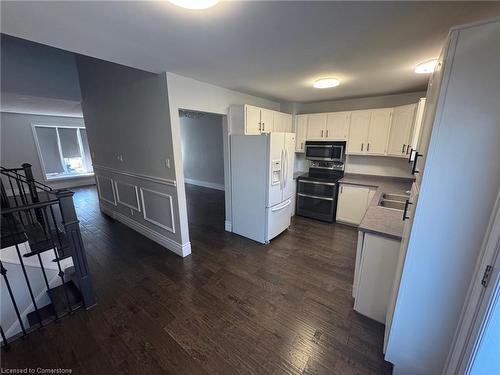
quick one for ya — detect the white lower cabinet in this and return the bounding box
[336,184,373,225]
[354,232,401,324]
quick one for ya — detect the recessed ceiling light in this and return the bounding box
[168,0,219,9]
[415,59,438,74]
[313,78,340,89]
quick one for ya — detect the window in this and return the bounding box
[33,125,94,180]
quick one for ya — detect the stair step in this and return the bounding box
[27,280,83,327]
[1,214,28,249]
[23,223,69,258]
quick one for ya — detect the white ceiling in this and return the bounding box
[2,1,500,103]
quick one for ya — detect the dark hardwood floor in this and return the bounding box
[1,183,392,374]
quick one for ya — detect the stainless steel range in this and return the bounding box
[296,141,346,222]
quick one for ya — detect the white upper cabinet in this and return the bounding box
[260,108,274,133]
[347,110,371,154]
[232,105,292,135]
[306,113,327,140]
[387,104,417,157]
[366,108,393,155]
[325,112,350,140]
[245,105,262,135]
[273,112,293,133]
[295,115,308,153]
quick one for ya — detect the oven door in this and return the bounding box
[296,180,337,222]
[305,144,334,161]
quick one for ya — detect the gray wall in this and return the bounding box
[76,56,188,255]
[0,112,94,189]
[1,34,81,101]
[179,112,224,189]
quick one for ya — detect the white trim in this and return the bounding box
[114,180,140,211]
[100,205,190,257]
[93,164,176,187]
[46,173,95,182]
[224,220,232,232]
[140,187,175,233]
[96,175,117,206]
[184,178,224,191]
[444,190,500,374]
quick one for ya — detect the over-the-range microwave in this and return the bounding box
[305,141,346,162]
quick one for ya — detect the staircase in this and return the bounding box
[0,164,96,349]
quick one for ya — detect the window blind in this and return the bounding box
[80,129,93,171]
[34,127,64,174]
[58,128,81,158]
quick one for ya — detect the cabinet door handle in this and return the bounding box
[326,130,329,138]
[401,144,406,153]
[402,199,413,221]
[367,143,370,151]
[321,130,324,137]
[262,122,265,132]
[411,152,422,175]
[258,122,262,132]
[361,143,364,151]
[301,142,304,149]
[406,145,411,155]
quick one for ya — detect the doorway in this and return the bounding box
[178,109,226,235]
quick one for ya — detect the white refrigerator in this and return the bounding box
[230,132,295,244]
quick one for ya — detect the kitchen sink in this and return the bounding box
[379,200,406,210]
[382,193,409,202]
[379,192,409,211]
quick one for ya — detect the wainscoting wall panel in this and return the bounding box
[96,175,116,205]
[140,188,175,233]
[114,180,140,211]
[93,165,189,257]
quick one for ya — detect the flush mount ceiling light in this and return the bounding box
[168,0,219,9]
[415,59,438,74]
[313,78,340,89]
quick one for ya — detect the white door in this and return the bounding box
[267,133,285,207]
[295,115,308,152]
[306,114,327,140]
[367,108,392,155]
[326,112,350,140]
[282,133,296,200]
[245,105,262,135]
[260,108,274,133]
[347,110,370,154]
[387,104,416,157]
[336,184,370,225]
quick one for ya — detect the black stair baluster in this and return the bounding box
[14,242,44,327]
[0,261,27,336]
[6,176,26,226]
[35,253,60,321]
[0,325,10,350]
[23,164,44,226]
[16,179,34,224]
[1,179,9,208]
[41,206,73,314]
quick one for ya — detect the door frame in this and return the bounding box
[176,108,230,231]
[444,190,500,374]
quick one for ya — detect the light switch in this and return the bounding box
[165,159,171,168]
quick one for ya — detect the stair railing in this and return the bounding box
[0,164,95,349]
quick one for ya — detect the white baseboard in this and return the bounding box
[224,220,232,232]
[184,178,225,191]
[101,206,191,257]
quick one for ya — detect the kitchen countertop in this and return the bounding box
[339,173,414,240]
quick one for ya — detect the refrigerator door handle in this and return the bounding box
[271,199,291,212]
[280,149,285,190]
[283,148,288,190]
